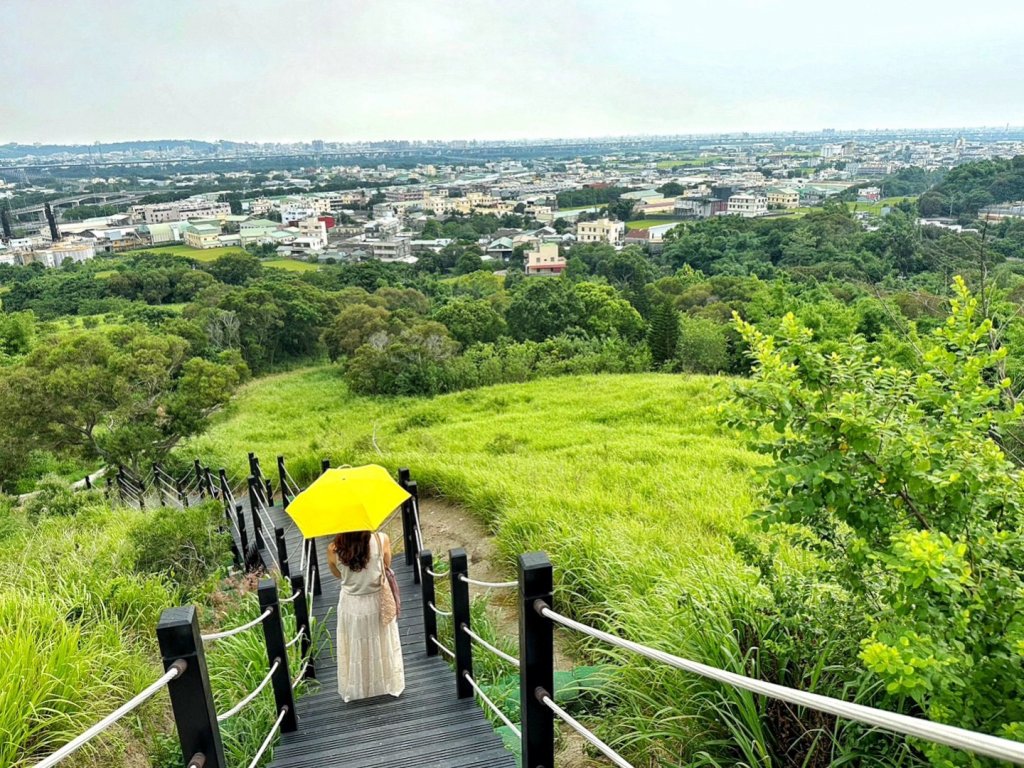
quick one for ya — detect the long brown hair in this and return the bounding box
[333,531,372,571]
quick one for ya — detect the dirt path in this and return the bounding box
[389,497,601,768]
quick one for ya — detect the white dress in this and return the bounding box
[334,536,406,702]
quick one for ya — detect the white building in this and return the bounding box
[575,218,625,245]
[30,240,96,268]
[727,194,768,218]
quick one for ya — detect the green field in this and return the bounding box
[261,258,319,272]
[656,156,723,169]
[849,195,918,214]
[625,219,686,230]
[121,244,248,262]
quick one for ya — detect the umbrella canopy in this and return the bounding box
[285,465,411,538]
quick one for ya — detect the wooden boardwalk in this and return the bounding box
[254,501,516,768]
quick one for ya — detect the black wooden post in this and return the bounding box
[84,474,92,490]
[264,478,274,508]
[519,552,554,768]
[154,465,167,506]
[289,574,315,680]
[193,460,204,499]
[421,549,438,657]
[247,451,257,479]
[204,467,216,499]
[274,527,290,579]
[277,456,290,509]
[177,478,189,508]
[157,606,226,768]
[398,468,414,567]
[257,580,298,733]
[218,469,231,514]
[308,539,322,596]
[117,466,127,504]
[450,547,473,698]
[247,476,265,549]
[321,458,330,474]
[104,475,113,501]
[236,504,249,563]
[409,481,421,584]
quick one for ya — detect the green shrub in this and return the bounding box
[130,502,232,590]
[23,475,96,519]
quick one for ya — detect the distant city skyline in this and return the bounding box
[3,0,1023,145]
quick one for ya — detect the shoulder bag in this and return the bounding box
[376,533,400,624]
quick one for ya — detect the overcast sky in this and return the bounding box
[3,0,1022,144]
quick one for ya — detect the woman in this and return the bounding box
[326,529,405,702]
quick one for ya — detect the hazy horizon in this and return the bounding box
[3,0,1023,145]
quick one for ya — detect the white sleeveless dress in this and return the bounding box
[334,536,406,702]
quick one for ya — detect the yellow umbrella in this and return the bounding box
[285,465,411,538]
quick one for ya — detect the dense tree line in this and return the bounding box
[919,154,1024,217]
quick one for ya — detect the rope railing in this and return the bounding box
[462,625,520,668]
[464,672,521,738]
[285,629,303,649]
[431,636,456,659]
[216,658,281,723]
[292,661,310,690]
[280,588,301,605]
[536,604,1024,766]
[428,601,452,617]
[540,692,631,768]
[201,607,273,643]
[245,706,289,768]
[458,574,517,589]
[31,660,187,768]
[426,566,449,579]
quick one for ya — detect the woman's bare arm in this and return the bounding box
[326,542,342,579]
[381,532,392,569]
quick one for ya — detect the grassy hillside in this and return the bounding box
[188,367,762,619]
[185,366,768,760]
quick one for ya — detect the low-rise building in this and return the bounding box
[28,240,96,268]
[525,242,565,275]
[131,197,231,224]
[766,189,800,209]
[576,218,624,245]
[182,223,222,249]
[727,194,768,218]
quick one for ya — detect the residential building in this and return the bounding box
[766,189,799,209]
[727,194,768,218]
[576,218,624,245]
[623,228,651,248]
[675,198,727,219]
[525,242,565,275]
[182,223,222,249]
[367,238,412,261]
[857,186,882,202]
[29,240,96,268]
[131,198,231,224]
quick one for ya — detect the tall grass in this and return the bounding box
[0,491,306,768]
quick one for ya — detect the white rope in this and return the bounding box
[538,605,1024,765]
[285,630,304,649]
[216,659,281,722]
[462,625,520,668]
[464,672,521,738]
[245,706,289,768]
[31,661,186,768]
[291,661,310,689]
[542,693,632,768]
[426,567,449,579]
[201,607,273,643]
[429,601,452,617]
[431,636,455,659]
[299,538,309,572]
[459,574,518,589]
[280,588,301,605]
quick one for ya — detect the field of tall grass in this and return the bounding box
[1,489,307,768]
[185,366,778,763]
